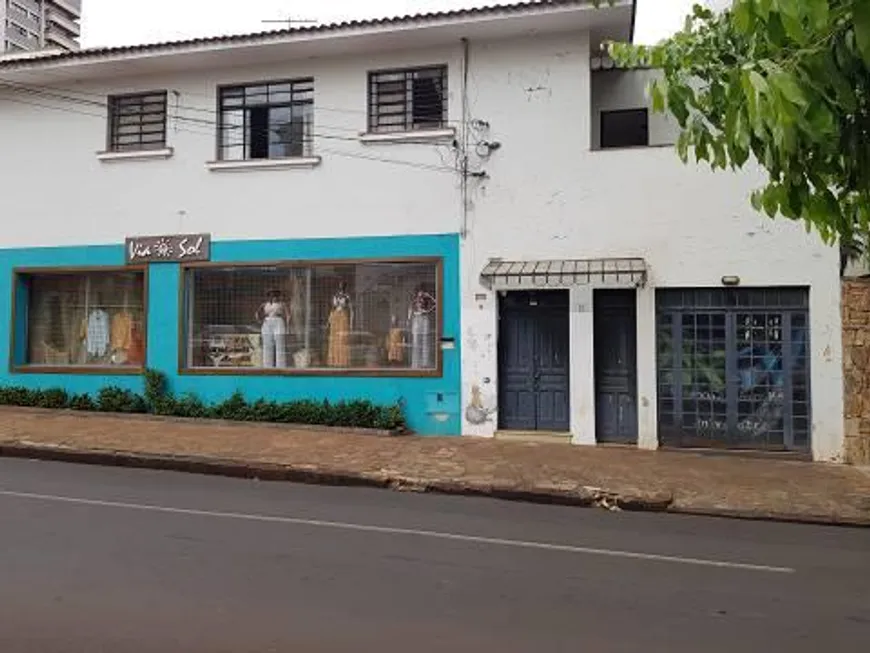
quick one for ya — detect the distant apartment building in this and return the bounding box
[1,0,80,53]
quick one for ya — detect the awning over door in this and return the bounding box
[480,257,647,289]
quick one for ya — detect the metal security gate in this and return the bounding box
[656,288,810,451]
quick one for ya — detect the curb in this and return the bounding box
[1,443,868,528]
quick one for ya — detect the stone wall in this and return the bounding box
[843,279,870,465]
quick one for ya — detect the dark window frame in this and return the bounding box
[216,78,314,161]
[600,108,649,149]
[178,256,444,378]
[9,265,150,375]
[107,90,168,152]
[368,65,448,134]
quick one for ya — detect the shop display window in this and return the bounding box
[182,259,440,374]
[20,270,146,368]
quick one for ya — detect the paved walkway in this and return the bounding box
[1,407,868,525]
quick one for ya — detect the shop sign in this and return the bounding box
[125,233,211,264]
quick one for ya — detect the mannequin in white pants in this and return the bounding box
[255,289,288,368]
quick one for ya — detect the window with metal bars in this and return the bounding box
[182,259,440,374]
[218,79,314,161]
[17,270,146,368]
[107,91,168,152]
[368,65,448,133]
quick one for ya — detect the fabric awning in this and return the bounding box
[480,257,647,289]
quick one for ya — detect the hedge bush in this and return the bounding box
[0,370,406,431]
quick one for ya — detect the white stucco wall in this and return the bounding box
[458,47,843,461]
[0,44,465,247]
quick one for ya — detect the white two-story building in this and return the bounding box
[0,0,844,460]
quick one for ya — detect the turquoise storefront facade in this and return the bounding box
[0,233,461,435]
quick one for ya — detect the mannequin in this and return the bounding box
[327,281,352,367]
[408,286,436,369]
[386,314,404,364]
[255,289,288,368]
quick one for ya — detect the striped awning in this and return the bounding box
[480,257,647,289]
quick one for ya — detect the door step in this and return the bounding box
[495,430,572,444]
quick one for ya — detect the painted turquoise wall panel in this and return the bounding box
[0,234,461,434]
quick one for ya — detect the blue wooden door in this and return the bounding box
[498,291,570,431]
[594,290,638,443]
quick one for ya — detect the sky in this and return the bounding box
[79,0,702,48]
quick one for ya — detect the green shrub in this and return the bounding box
[144,368,170,408]
[96,387,147,414]
[0,370,407,431]
[69,393,96,411]
[172,393,210,419]
[39,388,69,409]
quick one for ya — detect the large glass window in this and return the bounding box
[183,259,440,374]
[20,270,146,368]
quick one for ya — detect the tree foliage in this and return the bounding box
[608,0,870,258]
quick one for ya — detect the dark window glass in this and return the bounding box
[600,108,649,149]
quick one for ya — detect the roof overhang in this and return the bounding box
[481,257,647,289]
[0,1,634,84]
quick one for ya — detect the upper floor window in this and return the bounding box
[368,65,447,133]
[218,78,313,161]
[108,91,168,152]
[600,108,649,149]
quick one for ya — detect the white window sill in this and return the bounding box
[96,148,174,162]
[205,157,322,172]
[358,128,456,144]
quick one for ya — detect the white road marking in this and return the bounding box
[0,489,796,574]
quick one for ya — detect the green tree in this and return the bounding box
[608,0,870,263]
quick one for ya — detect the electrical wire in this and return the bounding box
[0,77,462,135]
[0,94,459,174]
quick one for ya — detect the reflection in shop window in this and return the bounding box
[183,260,440,372]
[22,271,146,367]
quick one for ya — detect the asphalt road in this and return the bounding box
[0,458,868,653]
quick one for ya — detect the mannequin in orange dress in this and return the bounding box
[327,281,352,367]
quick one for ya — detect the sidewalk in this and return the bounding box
[1,406,868,526]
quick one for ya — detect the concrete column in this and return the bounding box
[636,285,659,450]
[570,286,596,445]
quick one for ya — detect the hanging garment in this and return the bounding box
[111,312,133,352]
[386,328,404,364]
[127,323,145,366]
[410,313,433,369]
[261,316,287,368]
[85,309,110,358]
[327,307,351,367]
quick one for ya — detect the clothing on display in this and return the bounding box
[408,290,436,369]
[127,323,145,366]
[386,327,404,363]
[111,311,133,352]
[327,289,351,367]
[259,299,287,368]
[83,309,110,358]
[262,316,287,368]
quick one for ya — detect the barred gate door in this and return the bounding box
[656,288,811,451]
